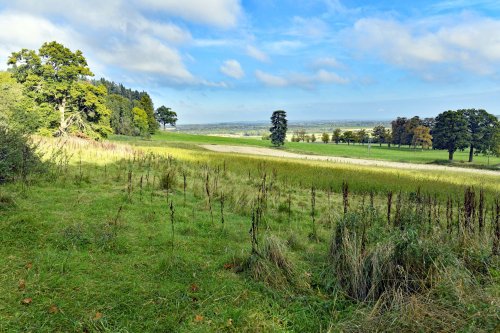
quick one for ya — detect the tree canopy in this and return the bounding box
[155,106,178,129]
[432,110,469,160]
[462,109,499,162]
[7,41,111,139]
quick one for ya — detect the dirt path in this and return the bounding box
[200,144,500,176]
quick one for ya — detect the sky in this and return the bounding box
[1,0,500,124]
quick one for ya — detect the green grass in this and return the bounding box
[1,137,499,332]
[111,131,500,168]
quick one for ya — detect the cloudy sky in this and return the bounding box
[1,0,500,123]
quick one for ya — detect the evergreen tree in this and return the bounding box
[269,110,287,146]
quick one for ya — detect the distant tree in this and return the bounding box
[356,129,369,145]
[136,94,157,134]
[342,130,354,145]
[494,129,500,157]
[383,129,392,148]
[462,109,499,162]
[433,110,469,161]
[132,107,149,137]
[8,41,111,139]
[332,128,342,144]
[311,133,316,143]
[422,117,435,129]
[404,116,422,148]
[391,117,407,148]
[412,126,432,149]
[321,132,330,143]
[305,135,311,143]
[155,106,178,130]
[372,125,386,146]
[270,110,287,146]
[297,129,306,142]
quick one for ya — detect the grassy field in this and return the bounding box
[1,137,499,332]
[112,131,500,168]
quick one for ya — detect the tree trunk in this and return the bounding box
[468,145,474,162]
[448,150,454,161]
[58,97,67,136]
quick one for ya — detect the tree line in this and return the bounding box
[270,110,499,161]
[1,41,177,140]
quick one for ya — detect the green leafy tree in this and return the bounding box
[8,41,110,138]
[0,71,43,132]
[342,130,354,145]
[372,125,386,147]
[311,133,316,143]
[269,110,287,146]
[433,110,469,161]
[332,128,342,144]
[136,94,157,134]
[391,117,407,148]
[155,106,178,129]
[321,132,330,143]
[132,107,149,137]
[462,109,499,162]
[356,129,369,145]
[383,129,392,148]
[107,94,134,135]
[403,116,422,147]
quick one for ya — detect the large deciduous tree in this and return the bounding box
[7,41,111,139]
[342,130,354,145]
[155,106,178,129]
[404,116,422,148]
[391,117,407,148]
[432,110,469,161]
[372,125,386,147]
[412,126,432,150]
[332,128,342,144]
[270,110,287,146]
[462,109,499,162]
[132,107,149,137]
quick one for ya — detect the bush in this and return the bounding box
[0,125,44,184]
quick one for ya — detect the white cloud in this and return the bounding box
[266,40,305,55]
[246,45,269,62]
[255,69,348,88]
[288,16,329,39]
[347,14,500,77]
[255,70,288,87]
[220,59,244,79]
[311,57,343,69]
[0,11,79,70]
[136,0,242,28]
[98,37,195,83]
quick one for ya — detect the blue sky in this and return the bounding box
[1,0,500,123]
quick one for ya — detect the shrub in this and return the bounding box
[0,125,44,184]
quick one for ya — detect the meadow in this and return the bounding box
[0,136,499,332]
[113,131,500,168]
